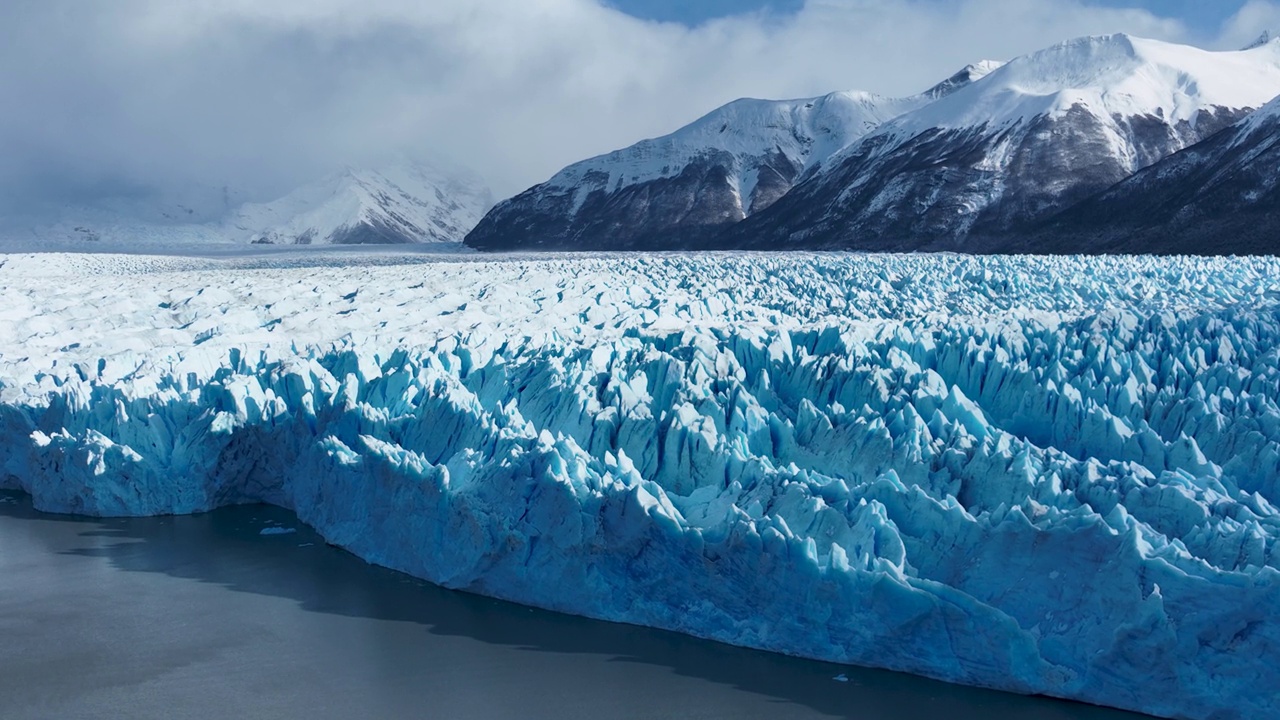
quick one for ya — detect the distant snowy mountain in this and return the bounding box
[466,62,1001,251]
[732,34,1280,252]
[230,161,493,246]
[0,159,492,249]
[0,185,247,246]
[1034,90,1280,254]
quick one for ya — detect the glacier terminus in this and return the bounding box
[1,251,1277,720]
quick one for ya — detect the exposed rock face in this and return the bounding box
[1031,94,1280,255]
[729,35,1280,252]
[466,152,783,251]
[470,34,1280,255]
[731,103,1250,252]
[466,65,1002,251]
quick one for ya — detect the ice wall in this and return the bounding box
[2,252,1279,720]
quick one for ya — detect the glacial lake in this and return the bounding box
[0,489,1154,720]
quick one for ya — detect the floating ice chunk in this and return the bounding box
[260,527,297,536]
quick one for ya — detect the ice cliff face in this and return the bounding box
[2,252,1280,720]
[733,34,1280,251]
[1035,90,1280,254]
[465,64,1000,251]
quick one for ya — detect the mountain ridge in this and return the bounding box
[468,33,1280,255]
[0,158,492,249]
[230,161,493,246]
[465,60,1003,251]
[1026,92,1280,254]
[725,33,1280,252]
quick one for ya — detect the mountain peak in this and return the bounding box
[722,32,1280,253]
[1238,89,1280,136]
[923,60,1005,99]
[468,33,1280,255]
[231,158,492,245]
[1244,31,1278,51]
[968,59,1006,76]
[878,33,1280,139]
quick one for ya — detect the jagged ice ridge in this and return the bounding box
[2,252,1279,719]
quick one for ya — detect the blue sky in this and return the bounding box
[610,0,1243,33]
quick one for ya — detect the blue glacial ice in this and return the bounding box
[1,252,1279,720]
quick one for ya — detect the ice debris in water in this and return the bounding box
[2,251,1280,720]
[259,526,297,536]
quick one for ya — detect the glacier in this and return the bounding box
[2,250,1279,720]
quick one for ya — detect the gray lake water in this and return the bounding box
[0,489,1154,720]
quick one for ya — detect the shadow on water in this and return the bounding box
[0,489,1154,720]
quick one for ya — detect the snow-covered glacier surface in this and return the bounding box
[3,251,1279,720]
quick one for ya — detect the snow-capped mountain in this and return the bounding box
[0,159,492,249]
[229,161,493,246]
[466,63,1001,251]
[1033,91,1280,254]
[0,185,249,246]
[731,34,1280,251]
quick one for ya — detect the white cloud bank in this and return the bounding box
[0,0,1269,204]
[1219,0,1280,48]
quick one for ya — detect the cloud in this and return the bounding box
[0,0,1210,206]
[1215,0,1280,48]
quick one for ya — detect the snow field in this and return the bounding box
[2,251,1279,719]
[884,34,1280,140]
